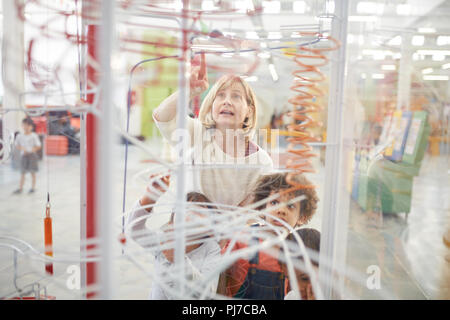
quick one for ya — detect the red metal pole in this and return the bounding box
[85,24,98,299]
[44,196,53,275]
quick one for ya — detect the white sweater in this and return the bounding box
[154,115,273,206]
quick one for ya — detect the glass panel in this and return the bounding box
[341,0,450,299]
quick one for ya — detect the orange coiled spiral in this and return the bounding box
[284,33,340,191]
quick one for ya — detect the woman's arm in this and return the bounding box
[152,53,208,123]
[126,175,170,248]
[152,90,181,123]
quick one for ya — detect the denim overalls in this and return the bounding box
[233,237,286,300]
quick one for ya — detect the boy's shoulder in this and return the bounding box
[202,238,221,253]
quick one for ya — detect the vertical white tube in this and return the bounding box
[1,0,24,143]
[319,0,350,300]
[174,0,190,298]
[98,0,116,299]
[397,34,412,110]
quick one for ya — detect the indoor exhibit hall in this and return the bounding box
[0,0,449,300]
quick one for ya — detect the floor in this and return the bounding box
[0,141,448,299]
[344,154,450,299]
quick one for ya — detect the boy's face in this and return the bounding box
[292,264,318,300]
[22,123,32,133]
[266,191,301,230]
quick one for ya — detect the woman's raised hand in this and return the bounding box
[190,53,209,99]
[153,53,208,122]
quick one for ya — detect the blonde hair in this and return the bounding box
[198,74,258,134]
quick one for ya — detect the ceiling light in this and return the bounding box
[269,63,279,82]
[262,1,280,14]
[381,65,396,71]
[421,68,433,74]
[258,52,271,59]
[234,0,253,13]
[223,31,236,37]
[396,4,411,15]
[418,27,436,34]
[442,63,450,70]
[349,16,378,22]
[268,32,282,40]
[167,1,182,10]
[191,44,228,51]
[293,1,306,13]
[411,35,424,46]
[358,35,364,45]
[245,31,259,39]
[423,75,449,81]
[373,52,385,60]
[357,2,384,15]
[417,50,450,55]
[432,54,445,61]
[362,49,393,56]
[388,35,402,46]
[372,74,385,79]
[347,34,355,44]
[436,36,450,46]
[243,76,258,82]
[202,0,217,10]
[325,1,335,14]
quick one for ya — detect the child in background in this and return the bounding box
[126,175,221,300]
[152,54,273,208]
[282,228,321,300]
[218,172,319,299]
[13,118,41,194]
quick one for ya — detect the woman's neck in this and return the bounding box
[214,128,249,158]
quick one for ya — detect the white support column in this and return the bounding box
[397,34,412,110]
[319,0,350,300]
[1,0,24,143]
[173,0,190,298]
[97,0,116,299]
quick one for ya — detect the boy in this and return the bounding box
[283,228,321,300]
[126,175,221,299]
[13,118,41,194]
[218,172,319,299]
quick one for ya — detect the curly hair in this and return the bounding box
[252,173,319,225]
[285,228,321,266]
